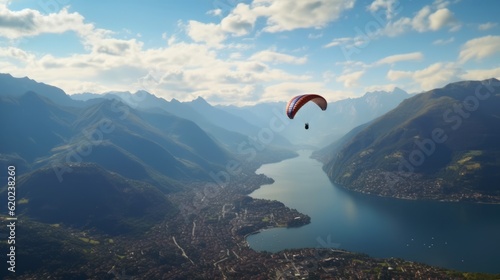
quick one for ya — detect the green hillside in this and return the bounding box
[322,78,500,202]
[1,163,176,235]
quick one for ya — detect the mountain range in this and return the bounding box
[2,73,499,217]
[1,73,500,278]
[217,87,412,146]
[0,90,234,192]
[315,78,500,202]
[7,163,176,234]
[0,73,302,237]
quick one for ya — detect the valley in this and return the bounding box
[3,170,493,279]
[1,74,499,278]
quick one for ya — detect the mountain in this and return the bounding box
[70,91,296,161]
[321,87,411,141]
[218,88,411,147]
[185,96,259,135]
[312,121,372,165]
[0,73,80,107]
[0,91,76,162]
[218,102,282,128]
[0,163,176,235]
[0,91,234,192]
[320,78,500,202]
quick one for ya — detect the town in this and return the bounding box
[9,170,495,279]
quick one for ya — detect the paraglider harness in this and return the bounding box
[305,123,309,130]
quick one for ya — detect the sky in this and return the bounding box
[0,0,499,105]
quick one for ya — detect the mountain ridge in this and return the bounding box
[320,78,500,202]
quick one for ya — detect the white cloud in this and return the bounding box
[0,46,35,62]
[0,5,109,40]
[388,62,464,91]
[367,0,401,20]
[252,0,355,32]
[260,81,340,103]
[0,1,496,106]
[220,3,257,36]
[382,17,411,37]
[207,9,222,16]
[459,35,500,64]
[324,4,461,52]
[412,7,460,32]
[461,67,500,81]
[336,70,365,88]
[387,69,412,81]
[190,0,356,47]
[308,33,323,39]
[250,50,307,65]
[364,83,399,93]
[432,0,451,9]
[383,5,461,36]
[478,22,498,31]
[375,52,423,65]
[411,6,432,32]
[428,8,460,31]
[433,37,454,45]
[91,38,143,57]
[186,20,226,47]
[324,37,354,48]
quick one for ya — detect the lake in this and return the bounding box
[247,150,500,273]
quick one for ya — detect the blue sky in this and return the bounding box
[0,0,499,105]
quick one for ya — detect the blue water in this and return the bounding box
[247,150,500,273]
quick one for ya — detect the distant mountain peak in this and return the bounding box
[192,96,209,104]
[0,73,77,107]
[392,87,407,95]
[363,87,408,97]
[135,89,153,96]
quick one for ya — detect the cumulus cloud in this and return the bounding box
[0,46,35,62]
[388,62,464,91]
[428,8,460,31]
[459,35,500,64]
[92,38,143,56]
[387,69,412,81]
[324,4,461,53]
[1,1,495,106]
[460,67,500,81]
[0,5,109,40]
[188,0,356,47]
[336,70,365,88]
[186,20,226,47]
[252,0,355,32]
[412,6,460,32]
[367,0,402,20]
[220,3,257,36]
[410,6,432,32]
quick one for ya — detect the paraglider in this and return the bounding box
[285,94,327,129]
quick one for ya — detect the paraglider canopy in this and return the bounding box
[286,94,327,119]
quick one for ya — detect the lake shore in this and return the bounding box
[247,150,500,274]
